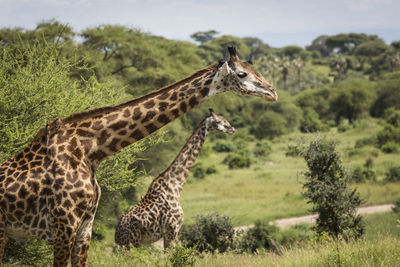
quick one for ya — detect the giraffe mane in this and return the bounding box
[60,64,218,125]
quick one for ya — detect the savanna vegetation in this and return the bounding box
[1,21,400,266]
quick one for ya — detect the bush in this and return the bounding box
[384,166,400,182]
[4,239,53,266]
[192,163,206,179]
[212,141,236,152]
[383,107,400,127]
[168,244,197,267]
[285,144,303,157]
[376,125,400,148]
[381,142,399,153]
[250,111,287,139]
[253,140,272,157]
[299,107,328,133]
[205,165,217,174]
[179,213,235,253]
[337,119,352,132]
[92,220,107,241]
[349,166,376,183]
[355,136,377,148]
[392,198,400,213]
[302,138,365,241]
[223,154,251,169]
[239,221,279,253]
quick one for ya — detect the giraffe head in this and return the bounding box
[206,108,235,134]
[211,46,278,101]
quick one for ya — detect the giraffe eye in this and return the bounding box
[247,60,253,65]
[237,72,247,78]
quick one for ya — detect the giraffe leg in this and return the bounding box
[71,214,95,267]
[0,214,8,265]
[53,223,77,267]
[163,224,180,252]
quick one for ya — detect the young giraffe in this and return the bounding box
[115,109,235,250]
[0,46,277,267]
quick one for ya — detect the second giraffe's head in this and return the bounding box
[205,109,235,135]
[212,46,278,102]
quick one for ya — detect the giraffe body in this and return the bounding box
[0,47,277,266]
[115,111,235,249]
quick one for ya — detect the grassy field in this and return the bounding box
[132,118,400,226]
[87,212,400,267]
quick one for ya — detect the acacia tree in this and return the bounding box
[302,138,364,241]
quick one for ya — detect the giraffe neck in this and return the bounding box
[57,64,218,168]
[154,118,209,197]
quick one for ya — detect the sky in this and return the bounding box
[0,0,399,47]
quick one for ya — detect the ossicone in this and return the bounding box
[228,46,239,61]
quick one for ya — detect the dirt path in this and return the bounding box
[154,204,394,247]
[237,204,394,231]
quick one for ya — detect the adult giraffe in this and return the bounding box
[0,46,277,266]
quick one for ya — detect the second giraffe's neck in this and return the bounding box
[60,64,218,168]
[154,118,209,197]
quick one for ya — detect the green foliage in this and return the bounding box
[3,239,53,266]
[381,142,399,153]
[349,166,376,183]
[384,165,400,182]
[392,198,400,213]
[223,154,251,169]
[299,107,328,133]
[239,220,279,253]
[370,71,400,117]
[355,136,377,148]
[302,138,365,241]
[250,111,287,139]
[253,140,272,157]
[376,125,400,149]
[0,42,124,161]
[179,213,235,253]
[168,244,197,267]
[212,140,236,152]
[192,163,206,179]
[329,78,376,123]
[383,107,400,127]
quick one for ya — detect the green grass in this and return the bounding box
[87,212,400,267]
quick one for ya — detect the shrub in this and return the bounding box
[253,140,272,157]
[179,213,235,253]
[3,239,53,266]
[212,141,236,152]
[349,166,376,183]
[355,136,377,148]
[381,142,399,153]
[285,144,303,157]
[383,107,400,127]
[192,163,206,179]
[302,138,365,241]
[92,220,107,241]
[168,244,197,267]
[239,221,279,253]
[337,119,352,132]
[250,111,287,139]
[376,125,400,148]
[392,198,400,213]
[223,154,251,169]
[205,166,217,174]
[384,165,400,182]
[299,107,328,133]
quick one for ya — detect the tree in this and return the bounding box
[306,35,332,57]
[292,57,304,91]
[250,111,287,139]
[329,79,375,124]
[302,138,364,241]
[325,33,380,54]
[190,30,219,44]
[280,45,304,59]
[242,37,270,60]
